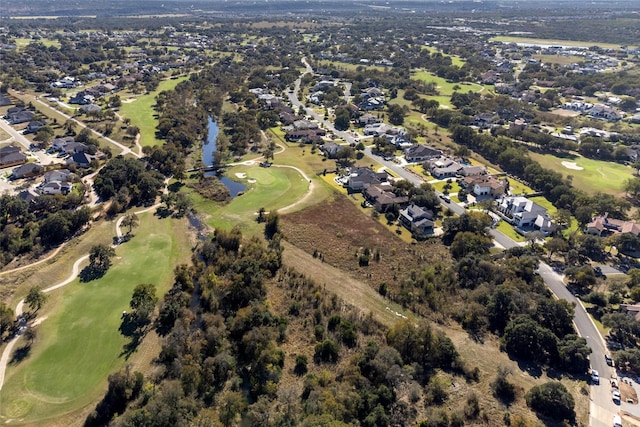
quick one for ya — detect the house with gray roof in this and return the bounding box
[400,203,434,237]
[12,163,43,179]
[404,144,441,163]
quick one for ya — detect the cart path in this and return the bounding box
[0,202,161,392]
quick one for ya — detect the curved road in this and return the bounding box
[289,57,618,427]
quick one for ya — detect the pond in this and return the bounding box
[204,116,245,197]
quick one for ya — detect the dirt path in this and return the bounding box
[281,241,411,327]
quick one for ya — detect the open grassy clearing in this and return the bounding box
[315,60,388,73]
[491,36,631,49]
[410,71,485,96]
[528,151,633,196]
[118,76,189,147]
[507,177,536,195]
[0,213,189,425]
[420,45,466,67]
[318,173,415,243]
[14,38,61,49]
[533,54,585,66]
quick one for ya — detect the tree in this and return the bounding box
[130,283,158,324]
[503,315,558,363]
[333,106,351,131]
[525,382,575,422]
[264,210,280,240]
[387,104,406,125]
[545,237,568,259]
[121,213,139,235]
[0,302,15,337]
[25,286,48,313]
[89,244,116,273]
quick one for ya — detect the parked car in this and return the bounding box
[592,370,600,384]
[612,389,621,403]
[611,378,619,389]
[613,414,622,427]
[606,354,614,366]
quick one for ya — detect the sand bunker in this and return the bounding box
[561,161,584,171]
[247,179,257,184]
[235,172,247,179]
[121,98,136,104]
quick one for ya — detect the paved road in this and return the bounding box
[8,90,136,158]
[288,57,624,427]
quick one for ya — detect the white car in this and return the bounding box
[612,389,621,403]
[592,370,600,384]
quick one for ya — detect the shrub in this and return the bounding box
[525,381,575,422]
[314,339,340,363]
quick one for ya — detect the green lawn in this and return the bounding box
[189,165,310,234]
[528,152,633,196]
[495,220,526,243]
[431,180,461,194]
[507,178,536,196]
[118,76,189,147]
[420,46,466,67]
[410,71,485,97]
[14,38,61,49]
[0,213,184,424]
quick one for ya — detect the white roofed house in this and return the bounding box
[495,195,556,234]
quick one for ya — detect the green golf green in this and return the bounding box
[0,213,183,424]
[528,152,633,196]
[191,164,310,233]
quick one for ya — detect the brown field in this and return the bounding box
[550,108,582,117]
[280,193,451,314]
[279,194,589,426]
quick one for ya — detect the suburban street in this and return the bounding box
[288,58,631,427]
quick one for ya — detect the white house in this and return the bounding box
[495,195,556,234]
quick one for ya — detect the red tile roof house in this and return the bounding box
[586,214,640,237]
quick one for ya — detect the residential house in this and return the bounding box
[586,214,640,237]
[589,104,622,121]
[5,107,35,125]
[52,136,76,152]
[363,184,409,212]
[345,167,387,193]
[25,120,47,134]
[404,144,441,163]
[12,163,43,179]
[285,128,326,143]
[431,160,463,179]
[0,146,27,168]
[17,189,39,204]
[399,203,434,237]
[80,104,102,115]
[66,152,94,168]
[43,169,75,184]
[459,165,488,177]
[40,181,73,195]
[292,119,318,130]
[363,123,392,137]
[496,195,556,233]
[358,113,380,126]
[473,113,494,129]
[69,92,95,105]
[460,175,507,197]
[320,142,342,159]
